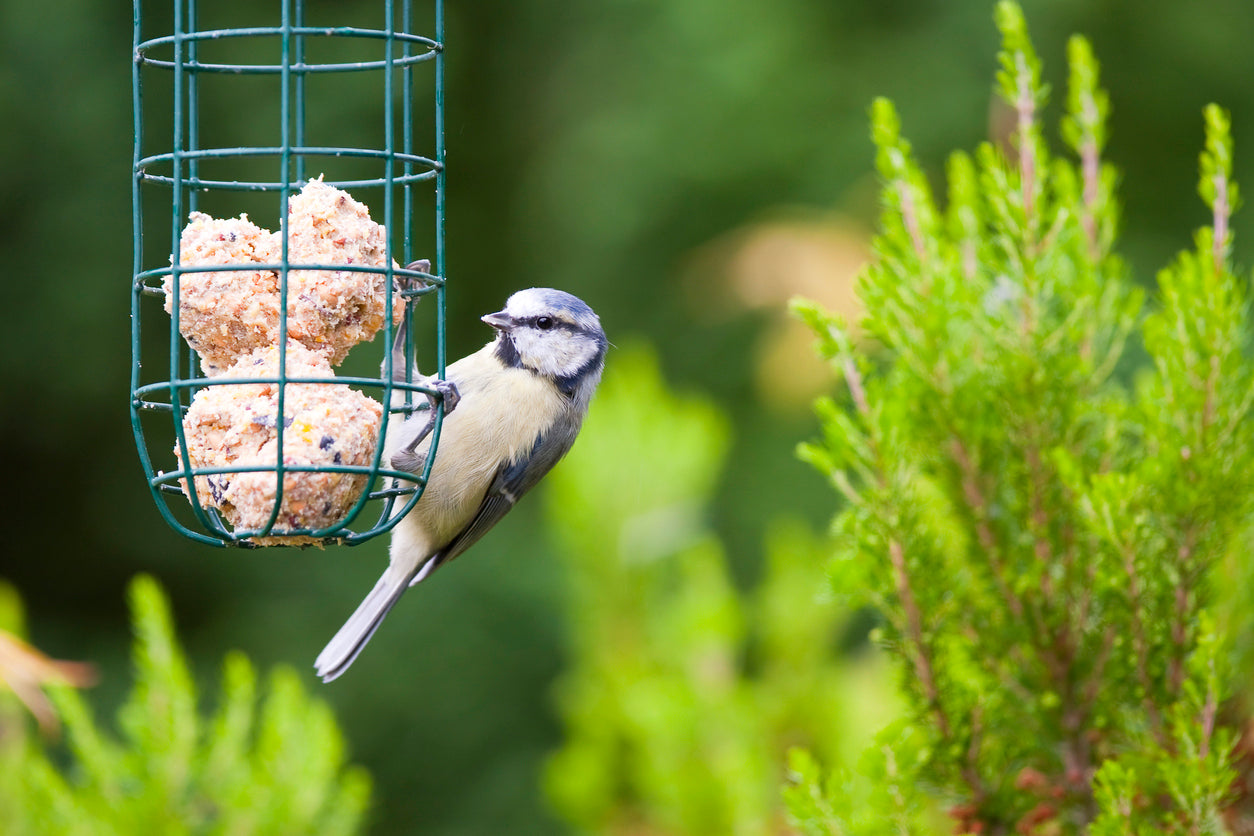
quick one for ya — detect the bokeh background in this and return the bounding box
[4,0,1254,833]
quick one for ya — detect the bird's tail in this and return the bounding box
[314,566,414,682]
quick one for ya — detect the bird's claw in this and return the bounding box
[391,449,427,475]
[431,379,460,414]
[388,379,458,476]
[397,259,432,297]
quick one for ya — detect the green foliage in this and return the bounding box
[794,2,1253,832]
[783,725,938,836]
[543,346,884,835]
[1090,615,1235,836]
[0,575,370,836]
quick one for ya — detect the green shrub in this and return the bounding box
[791,3,1251,832]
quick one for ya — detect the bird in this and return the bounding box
[314,282,607,682]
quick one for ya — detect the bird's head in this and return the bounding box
[483,288,607,397]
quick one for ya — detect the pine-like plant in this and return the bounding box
[0,575,371,835]
[792,3,1252,832]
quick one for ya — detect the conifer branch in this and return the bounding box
[949,437,1024,622]
[1015,52,1038,238]
[1119,540,1165,736]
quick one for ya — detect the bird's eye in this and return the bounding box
[535,316,554,330]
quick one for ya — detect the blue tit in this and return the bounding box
[315,286,608,681]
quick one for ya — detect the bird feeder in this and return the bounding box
[130,0,448,547]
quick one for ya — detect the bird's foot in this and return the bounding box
[391,449,428,475]
[430,378,460,415]
[398,259,432,294]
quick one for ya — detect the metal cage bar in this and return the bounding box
[131,0,447,547]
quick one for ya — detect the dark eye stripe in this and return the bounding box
[523,315,579,333]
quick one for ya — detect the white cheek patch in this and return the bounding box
[513,330,596,379]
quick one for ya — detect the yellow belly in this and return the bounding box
[384,347,563,554]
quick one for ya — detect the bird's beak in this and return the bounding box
[481,311,513,330]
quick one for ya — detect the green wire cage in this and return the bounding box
[130,0,448,547]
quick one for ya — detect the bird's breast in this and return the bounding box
[385,350,567,546]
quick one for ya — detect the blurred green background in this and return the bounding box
[3,0,1254,833]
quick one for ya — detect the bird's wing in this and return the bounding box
[408,411,583,587]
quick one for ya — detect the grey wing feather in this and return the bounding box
[408,412,582,587]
